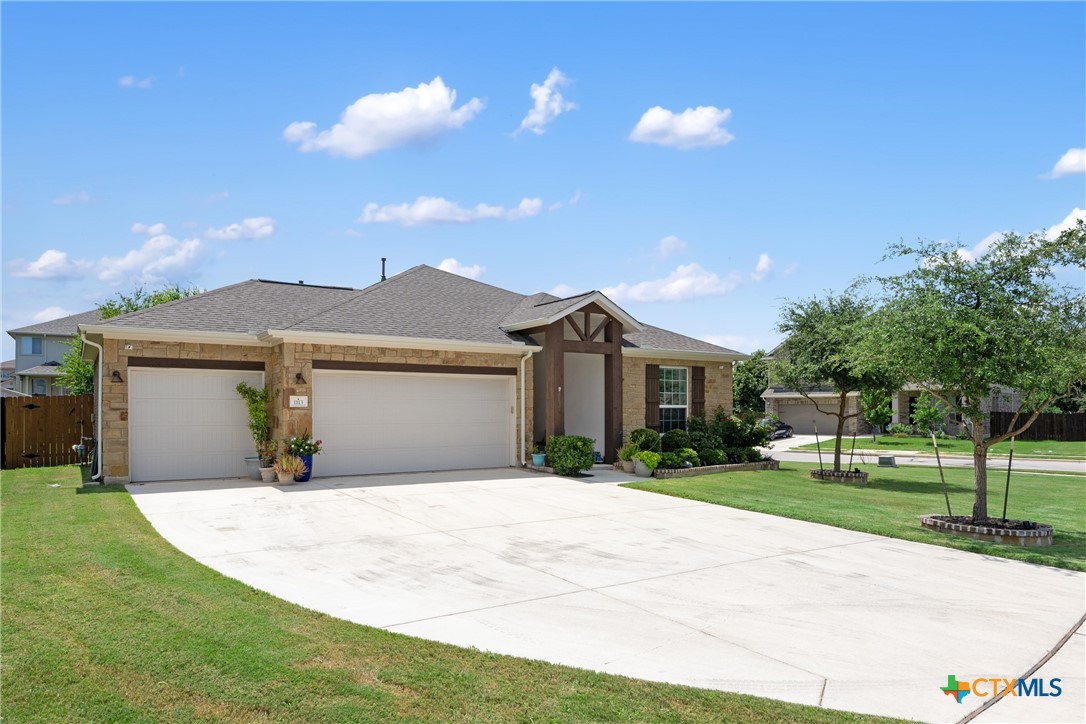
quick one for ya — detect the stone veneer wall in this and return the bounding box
[99,339,273,482]
[621,356,733,441]
[99,338,533,482]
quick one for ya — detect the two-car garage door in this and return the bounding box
[313,370,515,476]
[776,400,842,436]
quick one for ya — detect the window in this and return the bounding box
[659,366,688,432]
[32,379,47,396]
[20,336,42,355]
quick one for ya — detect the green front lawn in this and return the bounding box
[794,435,1086,459]
[1,466,894,723]
[625,464,1086,571]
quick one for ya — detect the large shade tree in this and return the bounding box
[859,222,1086,520]
[774,294,899,471]
[57,284,203,394]
[732,349,769,415]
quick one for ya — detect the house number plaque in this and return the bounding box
[289,396,309,408]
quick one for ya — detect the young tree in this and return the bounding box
[859,222,1086,520]
[56,284,204,394]
[774,294,899,471]
[860,388,892,440]
[911,392,946,434]
[732,349,769,414]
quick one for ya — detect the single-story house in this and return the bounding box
[7,310,102,396]
[79,265,746,483]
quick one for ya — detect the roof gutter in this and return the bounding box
[622,348,750,362]
[79,325,263,346]
[79,331,104,482]
[262,330,542,355]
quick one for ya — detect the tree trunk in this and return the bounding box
[971,417,988,521]
[833,392,847,472]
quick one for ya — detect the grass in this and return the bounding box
[625,463,1086,571]
[0,466,899,723]
[794,435,1086,459]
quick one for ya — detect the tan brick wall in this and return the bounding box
[99,338,272,482]
[621,356,733,441]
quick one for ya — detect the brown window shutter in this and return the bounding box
[645,364,660,430]
[691,366,706,418]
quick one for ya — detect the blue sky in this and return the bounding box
[3,2,1084,360]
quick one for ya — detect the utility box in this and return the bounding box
[877,455,897,468]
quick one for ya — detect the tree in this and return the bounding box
[774,294,900,471]
[732,349,769,414]
[911,392,946,434]
[858,222,1086,520]
[860,388,892,439]
[56,284,204,394]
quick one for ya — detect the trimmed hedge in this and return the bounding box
[628,428,661,453]
[546,435,595,476]
[661,429,692,452]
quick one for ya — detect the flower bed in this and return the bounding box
[653,459,779,479]
[919,515,1053,547]
[809,469,869,485]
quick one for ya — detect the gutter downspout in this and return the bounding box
[520,348,535,466]
[80,332,104,482]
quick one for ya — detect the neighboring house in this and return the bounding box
[1,359,15,390]
[79,266,746,484]
[6,310,102,396]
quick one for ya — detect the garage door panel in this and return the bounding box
[314,371,514,477]
[777,401,841,436]
[129,368,263,482]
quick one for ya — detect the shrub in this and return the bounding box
[700,448,726,466]
[687,416,709,436]
[661,428,692,452]
[741,447,763,463]
[633,450,661,470]
[546,435,595,476]
[617,442,640,462]
[709,407,770,449]
[628,428,661,452]
[677,448,700,466]
[659,452,684,469]
[956,427,971,440]
[886,422,914,436]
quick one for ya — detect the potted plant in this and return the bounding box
[284,431,322,482]
[633,450,661,478]
[617,442,639,474]
[236,382,275,481]
[257,439,278,483]
[531,443,546,468]
[273,453,306,485]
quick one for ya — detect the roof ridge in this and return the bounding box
[422,264,528,300]
[532,290,595,308]
[277,265,426,331]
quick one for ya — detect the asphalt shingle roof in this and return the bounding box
[9,309,102,337]
[17,363,63,376]
[89,266,744,356]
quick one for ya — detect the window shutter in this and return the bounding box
[645,364,660,430]
[691,366,706,418]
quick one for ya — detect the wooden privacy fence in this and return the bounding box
[990,411,1086,441]
[2,394,94,469]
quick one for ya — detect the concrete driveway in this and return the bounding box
[129,469,1085,723]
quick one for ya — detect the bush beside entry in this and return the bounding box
[546,436,595,476]
[628,428,661,453]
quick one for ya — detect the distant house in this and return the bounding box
[0,359,15,389]
[6,310,102,396]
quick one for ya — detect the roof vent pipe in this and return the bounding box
[381,257,387,282]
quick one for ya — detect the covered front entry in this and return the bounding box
[312,369,516,476]
[129,366,264,482]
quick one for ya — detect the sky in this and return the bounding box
[3,2,1084,361]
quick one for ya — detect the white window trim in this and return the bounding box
[659,365,689,429]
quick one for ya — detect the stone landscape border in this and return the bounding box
[919,515,1054,547]
[810,469,869,485]
[653,459,779,479]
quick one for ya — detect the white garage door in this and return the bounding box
[313,370,515,477]
[777,400,842,436]
[129,367,264,482]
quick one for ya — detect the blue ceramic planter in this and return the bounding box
[296,454,313,482]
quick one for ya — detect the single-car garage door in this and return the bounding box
[313,370,515,477]
[129,367,264,482]
[776,400,842,436]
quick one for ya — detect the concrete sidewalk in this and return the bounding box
[129,469,1086,723]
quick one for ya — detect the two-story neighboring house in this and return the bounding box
[6,310,102,396]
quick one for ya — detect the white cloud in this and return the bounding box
[1046,148,1086,178]
[516,68,576,135]
[603,255,772,303]
[205,217,276,240]
[32,306,73,323]
[548,190,582,212]
[52,191,92,205]
[750,253,774,281]
[437,258,486,280]
[118,75,154,89]
[629,105,734,149]
[358,196,543,226]
[10,250,94,279]
[1047,208,1085,240]
[549,284,584,298]
[657,235,687,258]
[284,77,484,158]
[131,222,167,235]
[955,209,1085,261]
[97,235,207,285]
